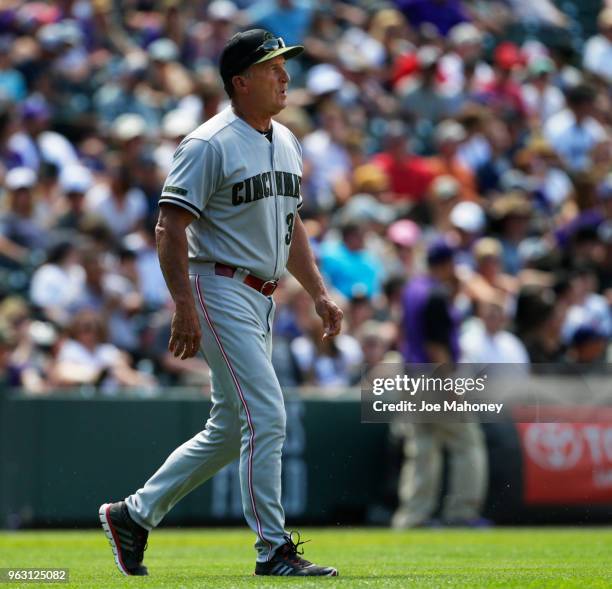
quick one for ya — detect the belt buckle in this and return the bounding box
[260,280,278,296]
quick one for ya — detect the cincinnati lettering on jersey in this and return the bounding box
[232,171,301,206]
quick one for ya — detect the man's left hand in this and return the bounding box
[314,295,343,340]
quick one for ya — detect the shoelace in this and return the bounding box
[283,531,312,567]
[132,527,148,561]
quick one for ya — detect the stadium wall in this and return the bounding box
[1,392,612,528]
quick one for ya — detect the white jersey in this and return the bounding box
[159,106,303,281]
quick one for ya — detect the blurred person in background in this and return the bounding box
[350,163,392,205]
[561,265,611,345]
[368,8,409,68]
[319,219,385,301]
[0,296,57,394]
[357,319,398,380]
[0,104,23,173]
[0,37,27,103]
[597,220,612,294]
[270,275,315,387]
[395,0,470,37]
[8,94,78,175]
[273,275,313,340]
[302,100,352,212]
[29,240,84,327]
[427,119,479,202]
[0,326,15,390]
[503,0,568,30]
[85,161,147,239]
[301,7,345,65]
[394,240,488,528]
[345,292,376,335]
[460,292,529,365]
[544,83,607,173]
[447,200,486,269]
[146,37,193,106]
[583,8,612,85]
[246,0,313,48]
[401,240,460,365]
[521,56,565,127]
[385,219,423,279]
[424,175,461,237]
[93,53,159,129]
[489,192,532,276]
[462,237,518,308]
[515,286,567,365]
[473,117,514,195]
[191,0,240,65]
[52,308,155,393]
[478,42,527,121]
[109,113,150,172]
[176,64,226,125]
[370,120,435,205]
[125,219,172,312]
[290,308,362,389]
[512,138,573,214]
[52,164,95,233]
[454,106,493,177]
[329,191,396,267]
[153,108,199,175]
[0,166,48,269]
[71,247,143,354]
[565,326,609,366]
[440,23,492,97]
[398,46,461,126]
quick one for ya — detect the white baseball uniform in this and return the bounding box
[125,106,303,561]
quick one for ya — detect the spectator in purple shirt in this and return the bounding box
[401,239,460,363]
[394,238,489,529]
[394,0,469,37]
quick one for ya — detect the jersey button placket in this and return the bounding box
[270,134,280,280]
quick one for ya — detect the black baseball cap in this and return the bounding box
[219,29,303,83]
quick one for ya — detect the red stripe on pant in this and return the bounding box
[195,275,274,560]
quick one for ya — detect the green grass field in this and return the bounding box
[1,527,611,588]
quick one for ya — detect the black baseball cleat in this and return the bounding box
[254,532,338,576]
[98,501,149,576]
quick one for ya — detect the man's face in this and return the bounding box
[241,56,290,115]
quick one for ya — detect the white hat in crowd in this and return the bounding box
[208,0,238,21]
[450,201,486,234]
[59,165,93,194]
[306,64,344,96]
[434,120,467,145]
[112,113,147,141]
[5,167,37,191]
[448,23,483,46]
[162,109,199,139]
[148,38,179,63]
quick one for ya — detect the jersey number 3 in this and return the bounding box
[285,213,295,245]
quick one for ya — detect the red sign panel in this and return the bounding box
[518,422,612,504]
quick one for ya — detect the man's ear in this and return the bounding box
[232,74,249,95]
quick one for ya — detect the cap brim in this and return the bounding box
[253,45,303,65]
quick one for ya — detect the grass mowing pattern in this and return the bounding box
[1,528,611,588]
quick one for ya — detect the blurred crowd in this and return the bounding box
[0,0,611,395]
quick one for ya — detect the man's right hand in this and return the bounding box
[168,306,202,360]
